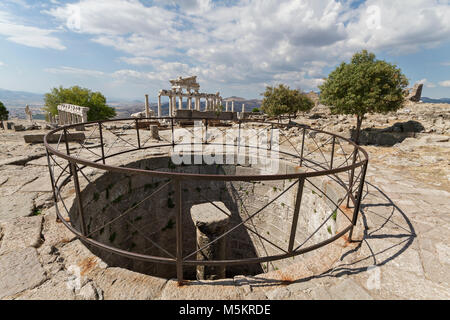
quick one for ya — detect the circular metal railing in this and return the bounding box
[44,116,368,282]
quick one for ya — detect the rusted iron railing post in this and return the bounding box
[98,122,106,164]
[45,149,58,203]
[330,136,336,170]
[70,162,87,236]
[300,127,306,167]
[171,118,175,148]
[63,128,73,175]
[288,178,305,252]
[346,146,358,208]
[205,119,209,144]
[348,160,368,241]
[174,178,184,283]
[135,118,141,149]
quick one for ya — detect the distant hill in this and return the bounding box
[0,88,264,118]
[0,88,44,106]
[421,97,450,104]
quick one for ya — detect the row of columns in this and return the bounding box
[224,101,246,113]
[57,104,88,126]
[57,111,86,125]
[157,94,225,117]
[146,96,247,118]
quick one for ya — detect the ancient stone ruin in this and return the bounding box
[156,76,240,117]
[25,105,33,123]
[57,104,88,126]
[407,83,423,102]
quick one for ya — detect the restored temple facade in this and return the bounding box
[157,76,224,117]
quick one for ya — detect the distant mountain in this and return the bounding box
[421,97,450,104]
[0,88,264,118]
[0,88,44,106]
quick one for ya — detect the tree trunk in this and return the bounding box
[354,115,363,145]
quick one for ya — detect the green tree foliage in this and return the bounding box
[44,86,116,121]
[319,50,408,143]
[261,84,314,119]
[0,101,9,129]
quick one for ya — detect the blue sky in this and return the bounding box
[0,0,449,102]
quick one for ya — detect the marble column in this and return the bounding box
[231,101,235,112]
[169,95,173,117]
[225,101,229,112]
[172,96,176,115]
[158,95,162,118]
[145,94,150,118]
[179,95,183,110]
[242,104,246,113]
[188,97,192,110]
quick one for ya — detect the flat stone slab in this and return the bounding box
[160,279,243,300]
[328,278,373,300]
[13,271,76,300]
[0,192,36,223]
[20,176,53,193]
[24,133,85,144]
[92,268,167,300]
[0,216,43,255]
[0,247,47,299]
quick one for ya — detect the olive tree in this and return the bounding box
[319,50,408,143]
[261,84,314,119]
[44,86,116,121]
[0,101,9,129]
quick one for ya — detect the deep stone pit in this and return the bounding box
[69,155,343,280]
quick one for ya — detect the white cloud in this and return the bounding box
[0,10,65,50]
[416,79,437,88]
[45,66,105,77]
[442,62,450,66]
[0,61,4,67]
[119,56,155,66]
[439,80,450,87]
[43,0,450,93]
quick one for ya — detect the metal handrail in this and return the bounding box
[44,116,369,283]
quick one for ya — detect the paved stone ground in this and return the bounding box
[0,111,449,300]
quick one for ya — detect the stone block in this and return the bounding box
[190,202,231,280]
[0,216,43,255]
[24,132,86,144]
[0,247,47,299]
[13,124,24,131]
[175,109,192,119]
